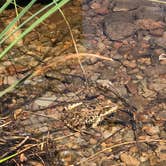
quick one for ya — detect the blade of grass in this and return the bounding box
[0,2,54,45]
[0,0,37,43]
[0,0,70,60]
[0,153,17,164]
[0,73,32,98]
[0,0,13,13]
[13,0,19,18]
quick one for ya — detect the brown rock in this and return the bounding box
[143,125,160,135]
[120,153,140,166]
[136,19,165,30]
[113,0,139,12]
[104,11,136,40]
[123,60,137,68]
[150,28,164,36]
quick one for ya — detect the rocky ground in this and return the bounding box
[0,0,166,165]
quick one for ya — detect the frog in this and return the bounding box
[61,100,118,130]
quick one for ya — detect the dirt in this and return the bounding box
[0,0,166,165]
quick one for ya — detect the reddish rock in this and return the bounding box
[136,19,165,30]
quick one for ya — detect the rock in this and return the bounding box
[120,153,140,166]
[112,0,139,12]
[89,138,97,145]
[143,125,160,135]
[104,11,136,40]
[136,19,165,30]
[114,84,128,97]
[59,150,78,165]
[136,6,165,21]
[90,0,109,15]
[153,32,166,48]
[123,130,135,142]
[126,81,138,95]
[150,28,164,36]
[123,60,137,68]
[160,131,166,139]
[101,159,116,166]
[144,65,166,77]
[34,95,57,107]
[148,77,166,92]
[156,111,166,121]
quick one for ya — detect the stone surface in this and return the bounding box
[120,153,140,166]
[104,11,136,40]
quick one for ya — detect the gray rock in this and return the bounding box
[136,6,165,21]
[153,33,166,49]
[113,0,139,12]
[104,11,136,40]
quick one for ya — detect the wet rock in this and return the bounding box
[148,77,166,92]
[150,28,164,36]
[34,95,57,107]
[143,125,160,135]
[104,11,136,40]
[123,130,135,142]
[140,160,151,166]
[123,60,137,68]
[160,131,166,139]
[39,126,49,133]
[90,0,109,15]
[139,79,157,98]
[101,159,116,166]
[136,19,165,30]
[120,153,140,166]
[136,6,165,21]
[144,65,166,77]
[114,84,128,97]
[112,53,123,60]
[89,138,97,145]
[112,0,139,12]
[153,32,166,48]
[156,111,166,121]
[59,150,79,165]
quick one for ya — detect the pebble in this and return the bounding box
[104,12,136,40]
[101,159,116,166]
[143,125,160,135]
[89,138,98,145]
[150,28,164,36]
[59,150,78,165]
[112,0,139,12]
[123,60,137,68]
[123,130,135,142]
[154,32,166,48]
[120,153,140,166]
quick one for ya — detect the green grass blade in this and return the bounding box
[0,153,17,164]
[0,0,13,13]
[0,2,54,45]
[0,0,37,42]
[0,0,70,60]
[0,73,32,98]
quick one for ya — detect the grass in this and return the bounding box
[0,0,70,98]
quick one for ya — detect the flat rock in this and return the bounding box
[153,32,166,48]
[136,6,165,21]
[112,0,139,12]
[120,153,140,166]
[104,11,136,40]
